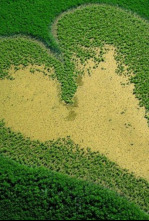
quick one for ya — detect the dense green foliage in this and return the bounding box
[0,0,149,50]
[0,121,149,213]
[0,155,149,220]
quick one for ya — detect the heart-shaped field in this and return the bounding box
[0,45,149,180]
[0,4,149,217]
[0,5,149,182]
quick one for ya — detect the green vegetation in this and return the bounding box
[0,37,77,103]
[57,5,149,117]
[0,121,149,213]
[0,155,149,220]
[0,0,149,51]
[0,1,149,220]
[0,4,149,110]
[0,37,60,79]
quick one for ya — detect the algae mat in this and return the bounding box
[0,47,149,180]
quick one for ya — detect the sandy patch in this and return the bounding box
[0,48,149,180]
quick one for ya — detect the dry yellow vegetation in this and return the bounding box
[0,47,149,180]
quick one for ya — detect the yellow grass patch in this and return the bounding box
[0,47,149,180]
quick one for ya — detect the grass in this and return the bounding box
[0,155,149,220]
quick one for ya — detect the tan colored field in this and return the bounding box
[0,47,149,180]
